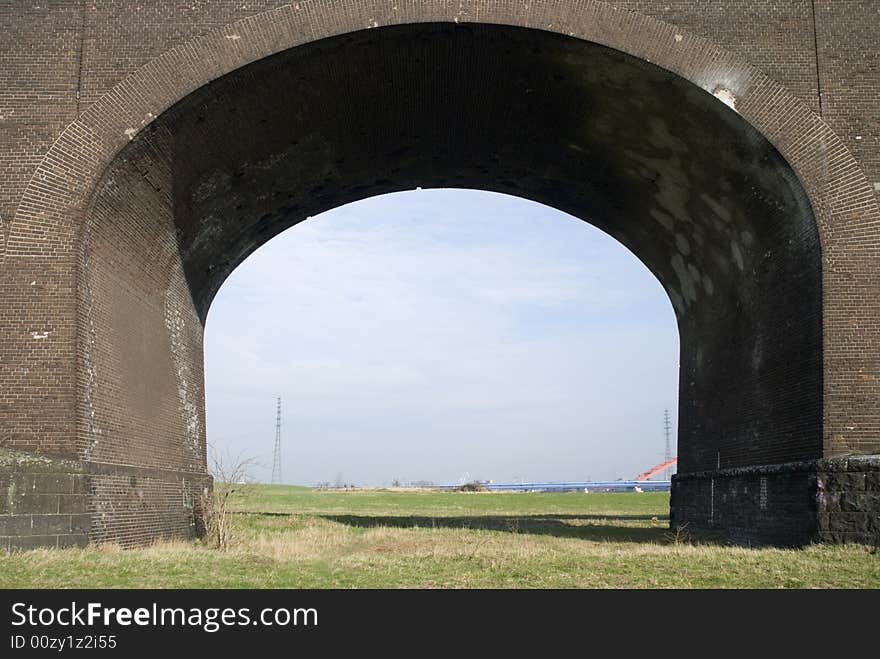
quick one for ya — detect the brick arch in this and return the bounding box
[1,1,877,548]
[8,0,878,451]
[7,1,878,254]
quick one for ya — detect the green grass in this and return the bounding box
[235,485,665,518]
[0,485,877,588]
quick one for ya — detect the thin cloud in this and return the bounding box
[205,189,679,485]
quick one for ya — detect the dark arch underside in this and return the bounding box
[82,22,821,481]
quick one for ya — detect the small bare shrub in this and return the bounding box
[665,522,692,546]
[197,447,257,551]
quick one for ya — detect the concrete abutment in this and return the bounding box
[671,457,880,546]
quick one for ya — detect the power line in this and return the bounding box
[272,397,282,484]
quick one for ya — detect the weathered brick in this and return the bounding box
[30,473,75,494]
[29,514,73,536]
[56,534,88,550]
[9,535,60,551]
[838,492,879,513]
[0,515,35,536]
[10,494,59,515]
[823,471,868,492]
[71,475,87,495]
[69,514,90,535]
[827,512,870,534]
[58,494,86,515]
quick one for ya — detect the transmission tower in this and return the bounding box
[663,409,672,480]
[271,397,282,484]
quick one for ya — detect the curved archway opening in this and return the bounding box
[77,21,822,544]
[204,189,680,486]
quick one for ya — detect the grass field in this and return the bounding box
[1,485,877,588]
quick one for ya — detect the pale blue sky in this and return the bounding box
[204,189,679,486]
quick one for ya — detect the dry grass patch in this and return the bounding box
[1,488,877,588]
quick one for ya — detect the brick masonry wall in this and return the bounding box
[811,2,880,453]
[814,1,880,201]
[87,464,209,548]
[0,450,208,550]
[79,125,206,475]
[79,22,827,476]
[0,1,81,246]
[74,122,208,547]
[3,1,874,457]
[0,1,877,548]
[2,2,878,235]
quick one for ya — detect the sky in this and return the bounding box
[203,189,679,486]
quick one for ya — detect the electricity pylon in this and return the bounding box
[271,397,282,484]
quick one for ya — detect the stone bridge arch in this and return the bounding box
[0,1,878,549]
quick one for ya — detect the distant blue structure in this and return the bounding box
[437,480,671,493]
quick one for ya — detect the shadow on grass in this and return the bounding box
[316,513,675,544]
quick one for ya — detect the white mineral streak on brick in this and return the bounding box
[164,286,202,468]
[80,219,101,460]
